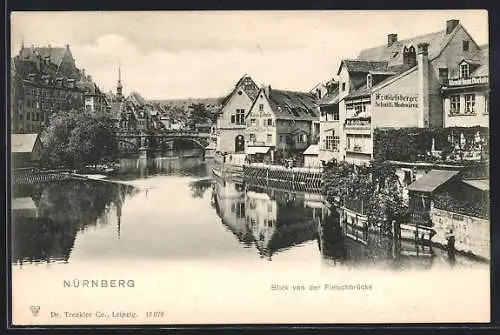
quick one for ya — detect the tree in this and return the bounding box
[40,110,118,169]
[188,103,209,129]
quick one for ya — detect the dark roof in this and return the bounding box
[267,89,319,120]
[319,87,340,106]
[77,80,102,95]
[407,169,460,193]
[345,85,370,99]
[220,75,259,108]
[19,46,69,67]
[338,60,388,75]
[357,29,455,65]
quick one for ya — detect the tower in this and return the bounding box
[116,62,123,100]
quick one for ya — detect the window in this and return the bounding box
[333,109,339,121]
[250,118,256,126]
[485,94,489,114]
[235,109,245,125]
[342,83,346,92]
[439,68,449,80]
[325,135,340,151]
[19,114,23,121]
[465,94,475,114]
[267,118,273,126]
[366,74,372,89]
[460,63,470,78]
[267,134,272,143]
[298,134,307,143]
[249,133,256,142]
[279,135,284,142]
[259,104,264,111]
[27,112,30,121]
[462,40,469,52]
[450,95,460,114]
[231,115,236,124]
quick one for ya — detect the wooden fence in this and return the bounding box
[243,164,323,193]
[12,169,72,185]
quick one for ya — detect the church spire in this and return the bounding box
[116,61,123,100]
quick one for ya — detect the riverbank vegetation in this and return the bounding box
[321,160,408,230]
[40,110,118,169]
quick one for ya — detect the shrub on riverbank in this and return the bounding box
[321,160,408,229]
[40,110,119,169]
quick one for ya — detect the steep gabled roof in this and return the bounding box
[358,30,449,65]
[220,75,259,109]
[267,88,319,121]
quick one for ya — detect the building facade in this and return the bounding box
[441,46,489,128]
[215,75,259,154]
[245,86,319,163]
[11,44,92,134]
[327,19,487,165]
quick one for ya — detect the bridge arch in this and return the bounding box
[118,139,139,153]
[157,137,207,151]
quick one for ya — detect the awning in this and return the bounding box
[407,169,460,193]
[246,146,270,155]
[303,144,319,156]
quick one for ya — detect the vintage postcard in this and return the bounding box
[9,10,490,325]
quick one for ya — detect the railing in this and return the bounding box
[445,76,489,87]
[343,198,369,216]
[345,118,371,128]
[409,211,431,226]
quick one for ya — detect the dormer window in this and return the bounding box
[366,74,372,89]
[460,63,470,78]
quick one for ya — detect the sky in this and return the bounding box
[11,10,488,100]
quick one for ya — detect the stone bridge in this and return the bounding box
[115,130,210,157]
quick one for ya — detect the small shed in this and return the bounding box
[303,144,320,167]
[11,134,43,169]
[406,169,461,226]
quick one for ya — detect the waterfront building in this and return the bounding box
[245,86,319,164]
[441,45,489,128]
[11,133,43,168]
[11,44,86,133]
[329,19,486,165]
[215,75,259,154]
[318,80,341,163]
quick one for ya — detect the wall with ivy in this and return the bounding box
[373,126,489,164]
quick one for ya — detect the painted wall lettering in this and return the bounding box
[374,93,419,108]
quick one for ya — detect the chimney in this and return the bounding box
[446,19,459,34]
[417,42,430,128]
[387,34,398,47]
[264,85,271,97]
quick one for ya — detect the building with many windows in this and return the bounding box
[441,45,489,127]
[215,75,260,154]
[11,44,85,133]
[325,18,487,165]
[245,86,319,163]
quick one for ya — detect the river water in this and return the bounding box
[10,151,490,324]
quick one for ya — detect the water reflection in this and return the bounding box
[11,181,137,265]
[211,177,463,269]
[212,178,319,260]
[115,153,212,180]
[317,206,437,270]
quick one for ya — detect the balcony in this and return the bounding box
[344,117,371,129]
[444,76,489,88]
